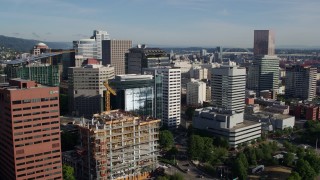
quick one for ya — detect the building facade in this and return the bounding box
[211,61,246,113]
[144,68,181,127]
[102,40,132,75]
[127,45,170,74]
[253,30,275,56]
[77,110,160,180]
[109,74,163,119]
[186,79,206,106]
[68,64,115,117]
[285,65,317,101]
[0,79,62,179]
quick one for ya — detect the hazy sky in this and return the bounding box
[0,0,319,47]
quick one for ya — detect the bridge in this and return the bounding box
[222,48,253,55]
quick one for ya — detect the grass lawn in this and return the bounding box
[249,166,292,180]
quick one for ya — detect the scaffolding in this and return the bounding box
[78,110,160,180]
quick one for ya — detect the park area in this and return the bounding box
[249,166,292,179]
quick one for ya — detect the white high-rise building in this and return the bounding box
[193,61,261,147]
[187,79,206,106]
[144,67,181,127]
[211,61,246,113]
[73,30,110,60]
[91,30,110,59]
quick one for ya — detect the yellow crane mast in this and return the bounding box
[103,81,116,112]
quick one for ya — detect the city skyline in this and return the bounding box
[0,0,319,47]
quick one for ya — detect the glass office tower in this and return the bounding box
[109,74,162,119]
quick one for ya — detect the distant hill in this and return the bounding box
[0,35,72,53]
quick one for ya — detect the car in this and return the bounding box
[198,175,204,178]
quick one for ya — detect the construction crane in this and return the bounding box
[103,81,116,112]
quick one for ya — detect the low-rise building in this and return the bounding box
[193,107,261,147]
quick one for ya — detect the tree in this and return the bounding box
[304,150,320,174]
[159,130,174,150]
[287,172,301,180]
[63,165,76,180]
[296,159,316,180]
[238,153,249,169]
[233,158,247,180]
[283,152,294,167]
[189,135,204,160]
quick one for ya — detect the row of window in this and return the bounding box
[13,104,58,112]
[14,126,60,136]
[12,97,58,105]
[15,137,60,147]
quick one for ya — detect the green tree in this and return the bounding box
[189,135,204,160]
[304,150,320,174]
[238,153,249,169]
[157,176,169,180]
[159,130,174,150]
[287,172,301,180]
[283,152,294,167]
[233,158,247,180]
[63,165,76,180]
[296,159,316,180]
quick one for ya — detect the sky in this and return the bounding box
[0,0,319,48]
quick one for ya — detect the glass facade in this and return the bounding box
[109,75,162,119]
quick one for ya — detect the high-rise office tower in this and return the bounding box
[253,30,275,56]
[193,61,261,147]
[102,40,132,75]
[211,61,246,113]
[285,65,317,101]
[73,30,110,60]
[186,79,206,106]
[0,79,62,179]
[247,30,279,97]
[68,64,115,117]
[109,74,163,119]
[126,45,170,74]
[144,67,181,127]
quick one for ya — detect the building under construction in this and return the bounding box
[77,109,161,180]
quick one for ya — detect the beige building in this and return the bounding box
[68,64,115,117]
[102,40,132,75]
[187,79,206,106]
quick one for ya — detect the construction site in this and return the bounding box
[77,109,161,180]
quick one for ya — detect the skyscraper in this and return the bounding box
[0,79,62,179]
[68,64,115,117]
[253,30,275,56]
[285,65,317,101]
[126,45,170,74]
[102,40,132,75]
[73,30,110,60]
[211,61,246,113]
[144,67,181,127]
[193,61,261,147]
[247,30,279,97]
[186,79,206,106]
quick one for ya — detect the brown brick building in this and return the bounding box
[0,79,62,179]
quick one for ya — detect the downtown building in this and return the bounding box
[73,30,110,60]
[247,30,279,98]
[285,65,317,101]
[144,67,181,127]
[193,62,261,147]
[186,79,206,106]
[102,40,132,75]
[68,64,115,117]
[126,45,170,74]
[109,74,163,119]
[76,110,160,180]
[0,79,62,179]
